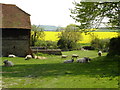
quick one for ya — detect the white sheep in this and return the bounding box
[76,57,91,63]
[25,55,32,60]
[81,48,86,51]
[98,51,102,56]
[64,58,74,63]
[72,54,79,58]
[3,60,14,67]
[34,55,47,59]
[8,54,16,58]
[61,55,68,58]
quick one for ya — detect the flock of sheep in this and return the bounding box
[62,50,102,63]
[2,54,46,67]
[2,51,102,67]
[63,54,92,63]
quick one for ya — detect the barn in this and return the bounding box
[0,3,31,57]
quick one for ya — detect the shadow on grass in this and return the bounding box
[2,56,119,78]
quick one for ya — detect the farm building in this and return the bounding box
[0,3,31,57]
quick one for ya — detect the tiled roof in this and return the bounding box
[0,3,31,29]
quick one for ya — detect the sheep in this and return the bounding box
[98,51,102,56]
[3,60,14,67]
[37,56,47,59]
[34,56,47,59]
[8,54,16,58]
[81,48,86,51]
[64,58,74,63]
[76,57,91,63]
[72,54,79,59]
[61,55,68,58]
[25,55,32,60]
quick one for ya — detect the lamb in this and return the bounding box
[98,51,102,56]
[76,57,91,63]
[3,60,14,67]
[25,55,32,60]
[8,54,16,58]
[64,58,74,63]
[61,55,68,58]
[72,54,79,59]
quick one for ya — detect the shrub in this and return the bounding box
[57,38,81,51]
[35,40,47,47]
[107,37,120,56]
[45,41,58,49]
[57,38,71,51]
[91,38,110,52]
[35,40,58,49]
[82,46,95,50]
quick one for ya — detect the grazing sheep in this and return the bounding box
[8,54,16,58]
[81,48,86,51]
[37,56,47,59]
[34,56,47,59]
[98,51,102,56]
[72,54,79,59]
[3,60,14,67]
[64,58,74,63]
[76,57,91,63]
[61,55,68,58]
[25,55,32,60]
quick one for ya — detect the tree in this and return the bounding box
[57,24,82,50]
[91,38,110,52]
[70,2,119,30]
[31,25,45,46]
[55,26,64,32]
[70,1,120,56]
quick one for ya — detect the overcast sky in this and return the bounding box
[0,0,80,27]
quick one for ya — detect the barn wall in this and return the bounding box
[2,29,30,57]
[0,4,2,57]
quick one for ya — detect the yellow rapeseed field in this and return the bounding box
[44,31,60,41]
[44,31,119,43]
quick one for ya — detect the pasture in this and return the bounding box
[2,50,119,88]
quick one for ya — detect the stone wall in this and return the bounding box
[2,29,30,57]
[31,48,62,55]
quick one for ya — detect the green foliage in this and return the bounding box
[108,37,120,56]
[57,24,82,50]
[59,25,82,41]
[70,2,119,30]
[34,40,47,47]
[57,39,80,51]
[35,40,58,49]
[35,52,55,57]
[30,25,45,46]
[45,41,58,49]
[91,38,110,52]
[80,43,91,46]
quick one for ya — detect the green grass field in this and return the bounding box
[1,50,119,88]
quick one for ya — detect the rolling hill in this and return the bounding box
[38,25,64,31]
